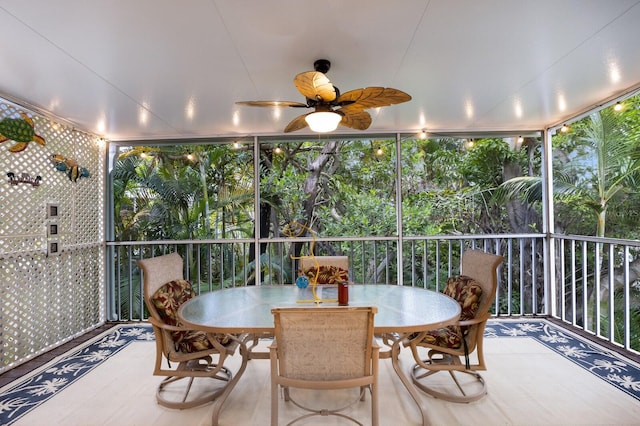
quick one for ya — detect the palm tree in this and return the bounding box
[498,106,640,238]
[497,104,640,342]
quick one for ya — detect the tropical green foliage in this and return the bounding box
[553,102,640,238]
[113,145,254,241]
[112,136,544,243]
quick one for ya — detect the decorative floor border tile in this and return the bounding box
[0,324,154,425]
[1,319,639,425]
[485,319,640,401]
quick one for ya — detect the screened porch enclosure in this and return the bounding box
[2,95,640,375]
[107,113,640,357]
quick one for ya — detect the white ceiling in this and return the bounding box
[1,0,639,141]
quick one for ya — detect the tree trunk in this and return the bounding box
[247,149,273,285]
[290,141,341,260]
[502,138,545,311]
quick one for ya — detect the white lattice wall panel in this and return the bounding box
[0,100,105,372]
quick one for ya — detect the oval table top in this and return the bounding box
[179,284,461,335]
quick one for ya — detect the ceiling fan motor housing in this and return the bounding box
[314,59,331,74]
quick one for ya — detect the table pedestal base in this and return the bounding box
[210,333,254,426]
[381,332,430,426]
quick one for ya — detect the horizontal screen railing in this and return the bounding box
[106,234,545,320]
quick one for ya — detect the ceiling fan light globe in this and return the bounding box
[305,111,341,133]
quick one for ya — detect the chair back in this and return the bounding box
[272,306,376,381]
[137,252,186,358]
[460,249,503,350]
[137,252,184,321]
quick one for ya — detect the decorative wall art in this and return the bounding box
[7,172,42,187]
[0,112,46,152]
[51,154,90,182]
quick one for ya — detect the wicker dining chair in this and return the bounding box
[137,252,243,409]
[270,306,379,426]
[407,249,503,403]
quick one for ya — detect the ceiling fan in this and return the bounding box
[236,59,411,133]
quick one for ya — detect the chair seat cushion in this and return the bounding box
[421,325,464,349]
[300,265,349,284]
[418,275,482,349]
[151,279,230,351]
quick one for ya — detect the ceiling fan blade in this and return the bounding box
[294,71,337,103]
[284,113,310,133]
[337,87,411,112]
[235,100,308,108]
[339,110,372,130]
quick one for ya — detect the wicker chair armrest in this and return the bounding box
[210,332,252,353]
[457,312,491,327]
[149,316,242,353]
[401,331,426,347]
[148,316,191,332]
[206,333,232,352]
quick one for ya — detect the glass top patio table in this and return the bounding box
[178,284,460,426]
[179,284,461,335]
